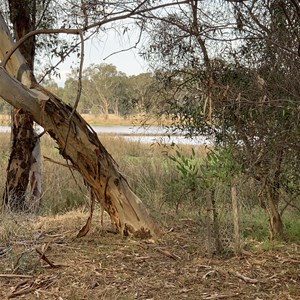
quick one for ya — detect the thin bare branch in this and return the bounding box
[103,25,143,60]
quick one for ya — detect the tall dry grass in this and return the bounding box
[0,132,207,215]
[1,132,300,244]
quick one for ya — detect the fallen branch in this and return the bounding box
[36,248,58,268]
[0,274,33,279]
[155,247,180,260]
[203,293,241,299]
[230,271,259,284]
[8,286,37,299]
[7,276,56,299]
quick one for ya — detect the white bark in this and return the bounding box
[0,15,31,85]
[0,68,42,116]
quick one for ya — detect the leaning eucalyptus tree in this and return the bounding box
[0,0,189,237]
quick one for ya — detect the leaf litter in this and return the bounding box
[0,209,299,299]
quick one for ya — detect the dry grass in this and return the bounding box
[0,114,10,125]
[80,114,162,126]
[0,114,134,126]
[0,113,153,126]
[0,131,207,214]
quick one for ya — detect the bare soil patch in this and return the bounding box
[0,210,299,299]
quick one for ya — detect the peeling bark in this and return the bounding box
[0,15,160,238]
[0,68,160,237]
[1,1,40,212]
[3,109,37,212]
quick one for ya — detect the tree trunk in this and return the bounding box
[0,15,160,238]
[211,188,222,254]
[2,109,37,212]
[28,131,42,213]
[2,0,40,212]
[265,186,283,240]
[206,189,212,258]
[231,182,241,254]
[0,69,160,237]
[103,98,109,120]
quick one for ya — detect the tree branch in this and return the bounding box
[1,28,83,68]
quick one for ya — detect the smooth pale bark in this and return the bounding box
[0,68,42,115]
[0,14,160,237]
[0,16,32,86]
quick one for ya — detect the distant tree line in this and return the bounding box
[37,63,156,119]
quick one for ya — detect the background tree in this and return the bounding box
[63,64,148,117]
[143,0,300,239]
[127,73,156,115]
[63,70,90,114]
[43,78,64,99]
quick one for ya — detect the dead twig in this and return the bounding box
[279,189,300,216]
[0,274,33,279]
[7,276,56,299]
[77,187,95,238]
[43,156,77,170]
[155,247,180,260]
[202,270,218,279]
[203,293,241,299]
[230,271,259,284]
[35,243,61,268]
[12,251,29,274]
[36,248,57,268]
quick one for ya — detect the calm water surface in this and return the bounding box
[0,125,210,145]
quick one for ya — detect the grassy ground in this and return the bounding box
[0,211,299,299]
[0,132,300,299]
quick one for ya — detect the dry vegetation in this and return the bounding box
[0,211,299,299]
[0,114,161,126]
[0,132,300,299]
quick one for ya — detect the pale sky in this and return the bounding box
[54,29,149,87]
